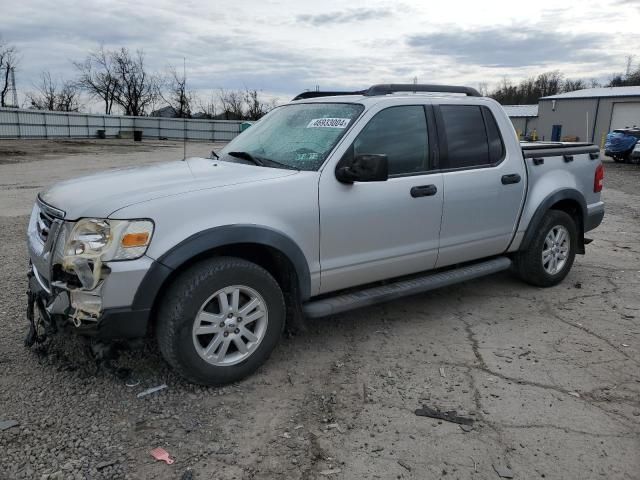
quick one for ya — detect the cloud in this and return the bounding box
[407,26,611,67]
[296,8,393,26]
[2,0,636,107]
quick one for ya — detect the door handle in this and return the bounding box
[501,174,521,185]
[410,185,438,197]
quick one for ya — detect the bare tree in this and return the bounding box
[74,46,119,114]
[244,89,269,120]
[195,91,218,118]
[563,78,586,93]
[112,48,158,116]
[57,82,81,112]
[27,72,57,110]
[0,37,19,107]
[218,88,245,119]
[27,71,80,111]
[490,71,566,104]
[161,66,193,118]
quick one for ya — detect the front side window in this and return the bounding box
[349,105,429,176]
[440,105,505,169]
[219,103,364,171]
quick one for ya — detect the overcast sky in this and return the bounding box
[2,0,640,110]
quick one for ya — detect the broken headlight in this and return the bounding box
[65,218,154,261]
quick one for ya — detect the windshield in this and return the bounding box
[219,103,364,171]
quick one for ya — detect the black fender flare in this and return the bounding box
[131,225,312,312]
[519,189,587,253]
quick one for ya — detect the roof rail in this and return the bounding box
[292,90,366,101]
[364,84,481,97]
[292,84,481,101]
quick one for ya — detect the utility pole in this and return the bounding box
[625,55,635,76]
[10,67,18,107]
[2,66,19,108]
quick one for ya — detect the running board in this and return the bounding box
[302,256,512,318]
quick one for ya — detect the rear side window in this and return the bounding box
[482,107,505,163]
[440,105,504,169]
[351,105,428,176]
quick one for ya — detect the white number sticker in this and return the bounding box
[306,118,350,128]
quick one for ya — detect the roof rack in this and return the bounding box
[292,90,366,100]
[292,83,481,101]
[366,84,481,97]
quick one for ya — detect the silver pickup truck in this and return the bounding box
[26,84,605,385]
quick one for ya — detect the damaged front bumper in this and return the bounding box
[26,199,153,340]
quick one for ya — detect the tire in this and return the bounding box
[514,210,577,287]
[156,256,285,385]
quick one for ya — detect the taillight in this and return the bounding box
[594,164,604,192]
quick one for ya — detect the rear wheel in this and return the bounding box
[156,257,285,385]
[514,210,577,287]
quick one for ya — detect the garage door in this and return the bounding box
[611,102,640,129]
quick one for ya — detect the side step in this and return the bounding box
[302,256,512,318]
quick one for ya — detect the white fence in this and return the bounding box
[0,108,244,141]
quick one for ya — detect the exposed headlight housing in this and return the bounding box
[65,218,154,261]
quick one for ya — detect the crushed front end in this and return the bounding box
[26,197,155,343]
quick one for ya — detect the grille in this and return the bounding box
[36,208,55,243]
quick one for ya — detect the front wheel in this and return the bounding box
[514,210,577,287]
[156,257,285,385]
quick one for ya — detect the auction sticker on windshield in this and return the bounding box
[306,118,351,128]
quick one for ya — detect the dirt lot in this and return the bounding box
[0,139,638,480]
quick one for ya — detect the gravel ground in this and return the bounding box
[0,139,639,480]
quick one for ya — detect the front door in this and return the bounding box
[318,105,444,294]
[552,124,562,141]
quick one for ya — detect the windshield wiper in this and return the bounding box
[228,151,264,166]
[210,149,219,159]
[259,157,299,171]
[227,151,299,171]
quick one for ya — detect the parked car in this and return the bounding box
[26,84,605,385]
[605,127,640,163]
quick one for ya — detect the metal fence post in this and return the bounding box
[16,110,21,139]
[43,111,48,139]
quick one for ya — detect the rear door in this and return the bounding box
[318,104,444,294]
[435,104,526,267]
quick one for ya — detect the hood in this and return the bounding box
[40,157,298,220]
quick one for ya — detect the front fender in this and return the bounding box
[131,225,312,313]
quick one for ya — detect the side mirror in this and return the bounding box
[336,154,389,183]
